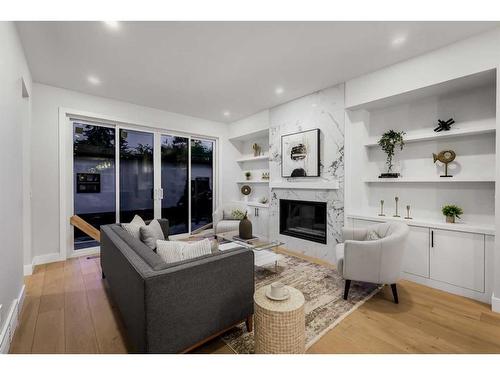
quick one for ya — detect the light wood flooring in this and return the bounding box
[10,253,500,354]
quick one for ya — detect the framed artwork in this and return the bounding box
[281,128,320,177]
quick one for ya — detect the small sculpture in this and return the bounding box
[252,143,261,157]
[433,150,456,177]
[405,205,412,220]
[259,196,269,204]
[245,171,252,180]
[393,196,400,217]
[378,200,385,216]
[434,118,455,132]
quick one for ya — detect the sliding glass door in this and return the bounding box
[119,129,155,223]
[191,138,214,232]
[73,123,116,250]
[161,135,189,235]
[72,121,216,251]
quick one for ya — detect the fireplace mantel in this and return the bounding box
[270,180,339,190]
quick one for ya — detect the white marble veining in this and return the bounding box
[269,84,345,264]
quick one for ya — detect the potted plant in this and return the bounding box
[378,130,406,178]
[442,204,463,223]
[245,171,251,181]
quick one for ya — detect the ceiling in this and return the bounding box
[16,21,499,123]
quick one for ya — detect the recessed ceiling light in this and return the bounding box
[391,34,407,48]
[87,75,101,85]
[103,21,120,30]
[223,111,231,117]
[275,87,284,95]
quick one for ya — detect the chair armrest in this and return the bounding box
[342,239,382,283]
[143,248,254,353]
[342,227,368,241]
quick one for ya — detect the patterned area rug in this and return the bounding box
[221,254,381,354]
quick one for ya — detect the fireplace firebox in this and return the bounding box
[279,199,327,244]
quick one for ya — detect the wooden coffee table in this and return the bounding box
[218,231,285,271]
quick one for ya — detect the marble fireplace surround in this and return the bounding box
[268,84,345,264]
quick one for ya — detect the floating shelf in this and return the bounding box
[347,213,495,235]
[236,180,269,184]
[364,177,495,183]
[229,128,269,143]
[270,180,339,190]
[364,119,496,147]
[236,155,269,163]
[233,200,270,208]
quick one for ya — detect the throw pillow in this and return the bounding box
[122,215,146,240]
[140,219,165,250]
[365,229,381,241]
[156,239,212,264]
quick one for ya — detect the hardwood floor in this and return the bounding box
[10,254,500,354]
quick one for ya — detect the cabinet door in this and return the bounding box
[403,226,429,278]
[252,207,269,237]
[430,229,485,292]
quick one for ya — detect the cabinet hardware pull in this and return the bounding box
[431,230,434,248]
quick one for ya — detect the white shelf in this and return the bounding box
[364,177,495,183]
[364,119,496,147]
[236,154,269,163]
[236,180,269,184]
[233,200,269,208]
[347,213,495,235]
[229,128,269,143]
[270,180,339,190]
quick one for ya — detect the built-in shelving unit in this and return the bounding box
[236,180,269,184]
[232,200,269,208]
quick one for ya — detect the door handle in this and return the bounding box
[431,230,434,248]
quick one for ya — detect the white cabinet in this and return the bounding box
[251,206,269,237]
[430,229,485,292]
[403,226,430,278]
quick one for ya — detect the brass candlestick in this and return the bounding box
[393,196,400,217]
[378,200,385,216]
[405,205,412,219]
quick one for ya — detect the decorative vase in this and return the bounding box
[239,212,253,239]
[446,215,455,224]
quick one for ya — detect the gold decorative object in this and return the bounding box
[252,143,262,157]
[261,171,270,180]
[393,196,400,217]
[433,150,456,178]
[405,205,412,219]
[378,200,385,216]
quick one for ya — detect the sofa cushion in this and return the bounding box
[122,215,146,240]
[112,224,167,271]
[365,229,382,241]
[156,239,212,264]
[140,219,165,250]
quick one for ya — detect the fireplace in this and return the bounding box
[279,199,327,244]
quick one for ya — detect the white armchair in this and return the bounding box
[335,222,409,304]
[213,203,252,235]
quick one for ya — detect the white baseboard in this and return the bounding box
[23,263,33,276]
[492,294,500,313]
[0,284,25,354]
[69,247,100,258]
[33,252,64,266]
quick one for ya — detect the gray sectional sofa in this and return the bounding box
[100,220,255,353]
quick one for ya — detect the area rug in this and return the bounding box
[221,254,381,354]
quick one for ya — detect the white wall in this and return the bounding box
[345,27,500,311]
[0,22,32,333]
[228,110,269,139]
[30,83,230,261]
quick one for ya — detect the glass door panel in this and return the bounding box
[73,123,116,250]
[190,139,214,232]
[119,129,154,223]
[160,135,189,234]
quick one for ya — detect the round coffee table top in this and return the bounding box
[254,285,305,312]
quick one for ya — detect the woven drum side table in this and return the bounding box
[254,285,305,354]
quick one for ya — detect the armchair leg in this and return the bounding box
[245,315,253,332]
[390,283,399,304]
[343,280,351,300]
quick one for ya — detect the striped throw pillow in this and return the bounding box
[156,239,212,264]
